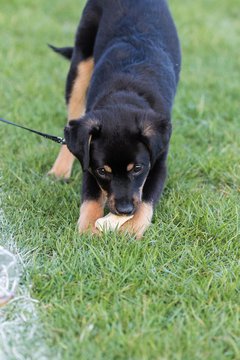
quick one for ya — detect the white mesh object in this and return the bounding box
[0,247,19,307]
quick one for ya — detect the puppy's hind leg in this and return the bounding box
[48,57,94,179]
[48,0,101,179]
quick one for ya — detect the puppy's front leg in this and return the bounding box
[78,200,104,234]
[78,171,105,234]
[121,202,153,239]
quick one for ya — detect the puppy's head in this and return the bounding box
[64,110,171,215]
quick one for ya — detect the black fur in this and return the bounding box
[60,0,181,216]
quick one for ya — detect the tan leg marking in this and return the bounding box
[48,58,94,179]
[67,58,94,120]
[78,195,105,234]
[121,202,153,239]
[48,146,76,179]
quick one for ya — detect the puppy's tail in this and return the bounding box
[48,44,73,60]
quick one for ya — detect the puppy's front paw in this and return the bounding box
[78,223,100,235]
[120,202,153,239]
[78,200,104,236]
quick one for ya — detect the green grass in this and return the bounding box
[0,0,239,359]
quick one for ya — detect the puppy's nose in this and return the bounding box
[115,202,134,215]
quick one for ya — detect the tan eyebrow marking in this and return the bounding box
[127,163,134,172]
[104,165,112,173]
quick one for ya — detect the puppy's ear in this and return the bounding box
[64,118,101,170]
[138,112,172,165]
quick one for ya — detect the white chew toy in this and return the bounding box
[95,213,133,232]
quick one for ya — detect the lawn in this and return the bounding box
[0,0,239,359]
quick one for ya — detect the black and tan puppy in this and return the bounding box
[49,0,181,238]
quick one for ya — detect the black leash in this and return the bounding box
[0,117,66,145]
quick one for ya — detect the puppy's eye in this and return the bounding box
[133,164,143,174]
[97,168,106,177]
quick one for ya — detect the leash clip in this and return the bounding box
[57,137,66,145]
